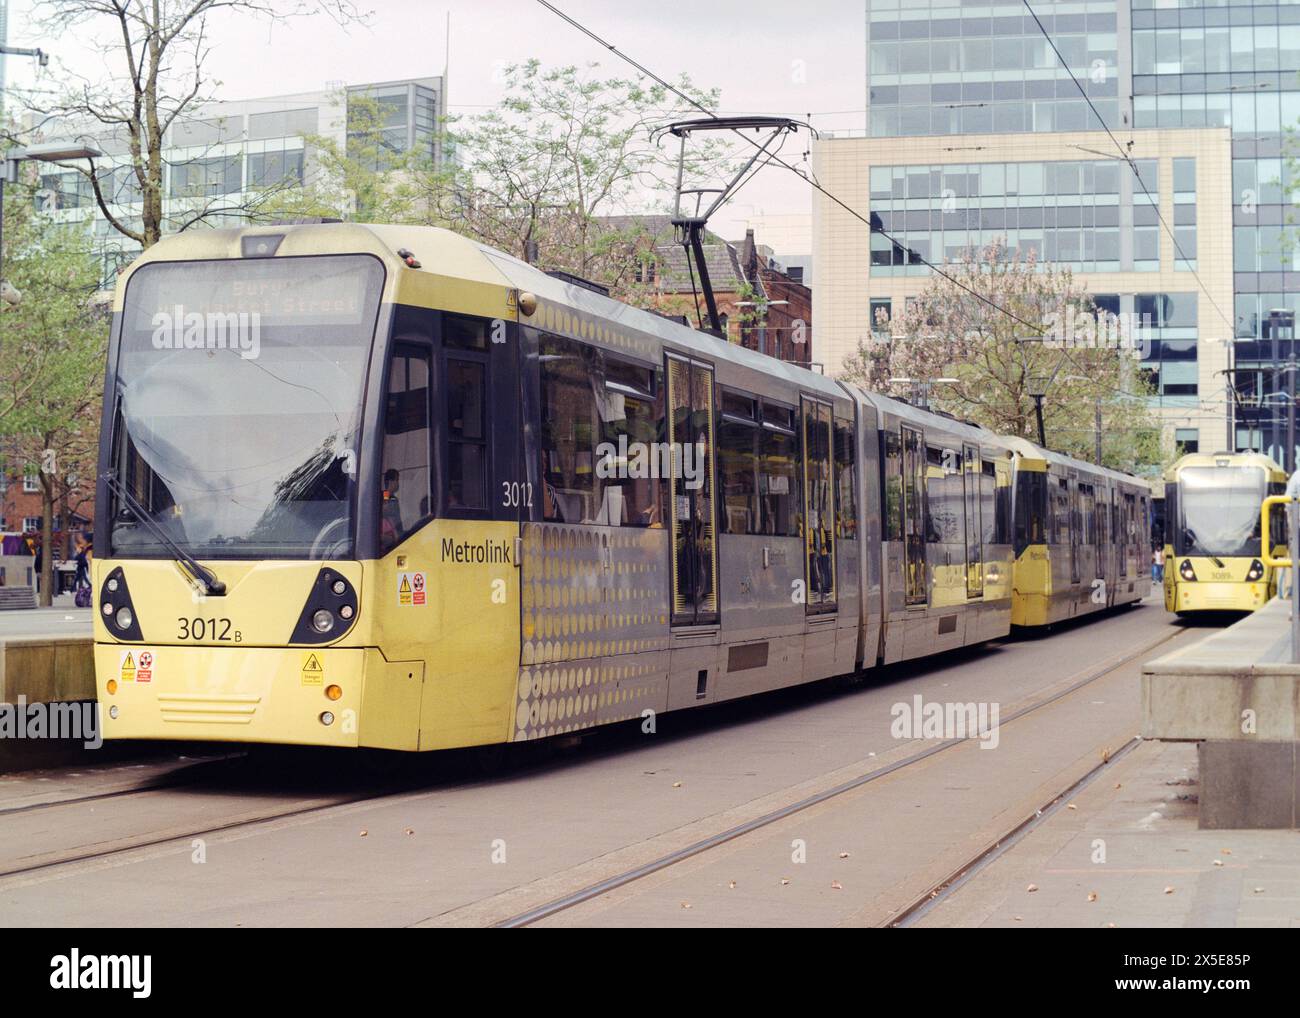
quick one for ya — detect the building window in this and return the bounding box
[1175,428,1199,455]
[23,468,38,493]
[247,150,305,189]
[168,156,243,198]
[22,517,41,533]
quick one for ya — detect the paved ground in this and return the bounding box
[914,739,1300,928]
[0,604,91,637]
[0,597,1282,927]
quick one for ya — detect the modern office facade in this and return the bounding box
[814,0,1300,461]
[30,76,447,287]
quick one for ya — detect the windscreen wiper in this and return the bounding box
[102,471,227,596]
[1184,528,1225,568]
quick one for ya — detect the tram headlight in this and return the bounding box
[1179,559,1197,582]
[98,567,143,641]
[290,569,358,644]
[1246,559,1265,582]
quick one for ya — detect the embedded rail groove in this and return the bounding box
[887,736,1143,927]
[492,627,1182,928]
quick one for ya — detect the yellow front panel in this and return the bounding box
[93,518,521,751]
[1011,545,1052,627]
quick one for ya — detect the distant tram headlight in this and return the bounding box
[311,609,335,634]
[102,602,114,616]
[1179,560,1197,582]
[1246,559,1265,582]
[115,606,134,630]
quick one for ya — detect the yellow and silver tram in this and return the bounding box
[1162,451,1287,615]
[92,223,1147,751]
[1004,438,1152,627]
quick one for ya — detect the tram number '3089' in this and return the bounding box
[502,481,534,509]
[176,617,241,642]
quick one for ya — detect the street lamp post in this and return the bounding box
[0,141,105,289]
[1269,308,1297,473]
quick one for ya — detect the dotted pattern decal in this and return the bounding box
[515,522,671,741]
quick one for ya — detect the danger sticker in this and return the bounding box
[397,571,427,607]
[301,652,323,686]
[136,650,153,684]
[120,650,136,682]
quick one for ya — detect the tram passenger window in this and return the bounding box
[882,430,903,541]
[447,359,487,510]
[540,335,600,524]
[1014,471,1045,551]
[980,460,997,546]
[444,314,489,350]
[598,358,663,528]
[1079,483,1095,545]
[380,345,433,552]
[835,416,857,540]
[760,402,799,536]
[924,446,953,544]
[719,392,760,535]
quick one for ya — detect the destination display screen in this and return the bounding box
[122,254,385,330]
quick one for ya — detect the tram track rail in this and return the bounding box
[0,616,1187,908]
[490,624,1184,928]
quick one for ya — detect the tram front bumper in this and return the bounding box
[94,644,423,749]
[1173,581,1270,613]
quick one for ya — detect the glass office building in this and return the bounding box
[30,76,448,290]
[813,0,1299,459]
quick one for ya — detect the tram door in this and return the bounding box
[801,397,837,612]
[963,443,983,598]
[1068,471,1081,586]
[665,354,719,626]
[901,426,927,605]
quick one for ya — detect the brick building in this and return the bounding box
[598,215,813,367]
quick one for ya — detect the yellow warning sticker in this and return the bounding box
[397,571,426,606]
[301,652,323,686]
[120,651,136,683]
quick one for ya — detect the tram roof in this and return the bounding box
[113,223,851,406]
[1163,451,1287,483]
[841,385,1014,453]
[1002,435,1146,487]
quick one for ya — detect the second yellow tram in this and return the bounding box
[1163,451,1287,614]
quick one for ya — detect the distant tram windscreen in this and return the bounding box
[1175,466,1266,559]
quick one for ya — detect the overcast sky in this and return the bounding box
[5,0,867,242]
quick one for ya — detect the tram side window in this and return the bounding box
[760,402,800,536]
[835,416,857,540]
[925,445,962,544]
[380,344,433,552]
[598,357,663,528]
[718,390,760,535]
[1014,471,1046,551]
[993,464,1012,545]
[1050,478,1071,544]
[539,335,663,527]
[540,335,599,524]
[1079,483,1096,545]
[882,429,903,541]
[979,460,997,546]
[446,358,488,510]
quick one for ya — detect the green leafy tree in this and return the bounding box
[1,179,106,603]
[840,240,1165,472]
[9,0,365,249]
